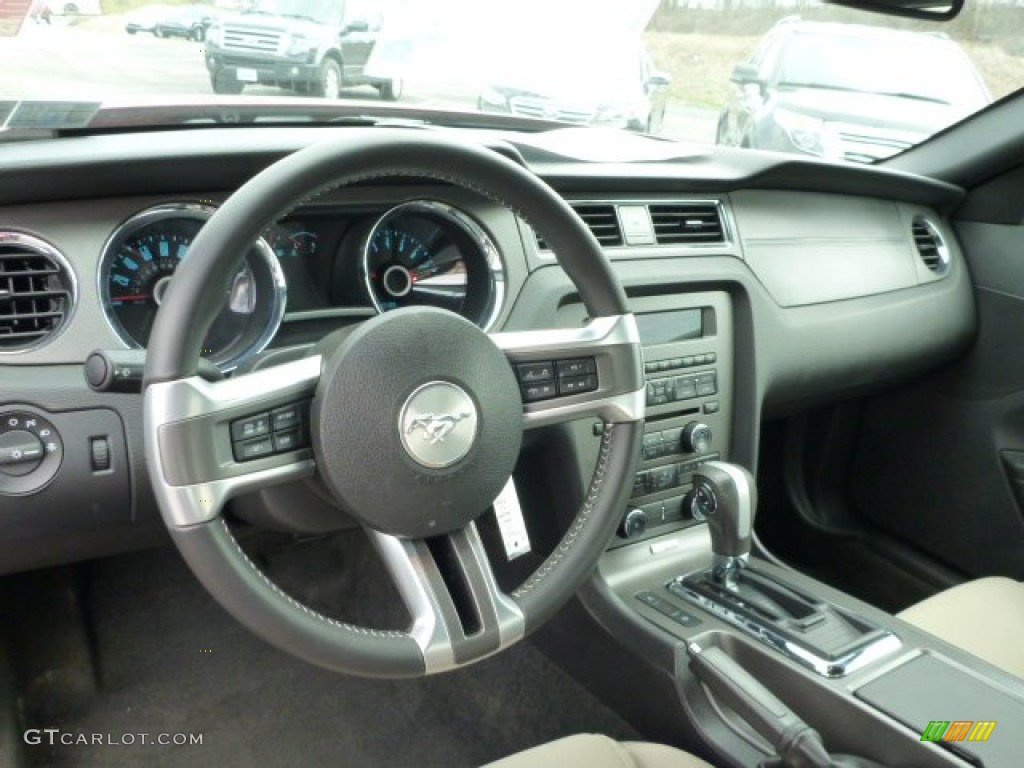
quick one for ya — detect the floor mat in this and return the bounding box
[16,535,640,768]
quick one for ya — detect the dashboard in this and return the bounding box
[0,124,974,573]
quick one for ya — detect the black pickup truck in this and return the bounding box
[203,0,402,100]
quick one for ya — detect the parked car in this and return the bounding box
[123,4,173,36]
[477,42,670,133]
[154,4,220,41]
[716,18,991,162]
[203,0,402,99]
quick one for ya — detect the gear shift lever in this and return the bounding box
[688,461,757,588]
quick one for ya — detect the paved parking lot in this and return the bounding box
[1,18,717,143]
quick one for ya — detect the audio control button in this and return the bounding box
[516,362,555,383]
[672,376,697,400]
[695,372,718,397]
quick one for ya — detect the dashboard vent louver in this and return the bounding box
[535,203,623,250]
[911,217,949,275]
[0,234,75,351]
[650,203,724,245]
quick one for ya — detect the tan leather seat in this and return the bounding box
[898,576,1024,679]
[482,734,714,768]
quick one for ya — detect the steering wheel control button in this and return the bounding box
[230,412,270,442]
[234,435,274,462]
[522,381,558,402]
[399,382,479,469]
[270,403,301,431]
[555,358,596,378]
[230,399,310,462]
[558,374,597,396]
[516,362,554,383]
[517,356,598,402]
[0,411,63,494]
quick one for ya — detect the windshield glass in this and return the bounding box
[0,0,1018,163]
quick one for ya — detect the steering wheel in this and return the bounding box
[142,130,645,678]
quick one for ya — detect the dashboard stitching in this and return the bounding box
[512,423,614,598]
[219,518,407,639]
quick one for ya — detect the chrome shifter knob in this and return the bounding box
[688,461,757,586]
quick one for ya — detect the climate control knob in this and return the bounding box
[681,421,713,454]
[619,508,649,539]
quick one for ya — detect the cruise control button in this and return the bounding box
[234,435,274,462]
[273,429,301,453]
[271,403,302,431]
[231,413,270,441]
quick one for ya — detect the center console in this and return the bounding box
[576,291,1024,768]
[612,291,733,547]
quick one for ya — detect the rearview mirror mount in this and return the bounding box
[825,0,964,22]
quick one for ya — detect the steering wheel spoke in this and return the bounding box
[492,313,645,429]
[144,355,321,528]
[367,523,525,674]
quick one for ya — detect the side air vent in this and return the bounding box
[536,203,623,250]
[0,233,76,352]
[650,202,725,245]
[911,217,949,275]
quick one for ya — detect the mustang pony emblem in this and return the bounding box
[405,412,471,444]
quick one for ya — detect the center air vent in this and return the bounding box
[536,203,623,250]
[0,233,76,352]
[911,217,949,275]
[650,203,724,245]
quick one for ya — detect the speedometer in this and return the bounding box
[99,203,286,371]
[362,201,505,329]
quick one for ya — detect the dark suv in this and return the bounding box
[716,18,990,162]
[204,0,402,100]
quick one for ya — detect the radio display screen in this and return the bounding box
[635,309,703,345]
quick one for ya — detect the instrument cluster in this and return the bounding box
[98,200,505,371]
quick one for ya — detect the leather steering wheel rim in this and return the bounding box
[142,129,645,678]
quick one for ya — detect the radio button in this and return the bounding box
[522,381,558,402]
[559,374,597,396]
[647,464,678,493]
[632,471,649,497]
[672,376,697,400]
[695,372,718,397]
[556,358,596,378]
[642,432,664,461]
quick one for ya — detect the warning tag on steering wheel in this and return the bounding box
[493,477,531,561]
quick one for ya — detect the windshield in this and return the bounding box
[0,0,1018,163]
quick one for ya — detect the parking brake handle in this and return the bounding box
[685,643,885,768]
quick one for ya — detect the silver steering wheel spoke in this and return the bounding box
[368,522,525,674]
[491,313,645,429]
[144,355,322,529]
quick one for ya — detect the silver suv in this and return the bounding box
[204,0,402,100]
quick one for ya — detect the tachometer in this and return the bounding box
[99,203,286,371]
[362,201,504,329]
